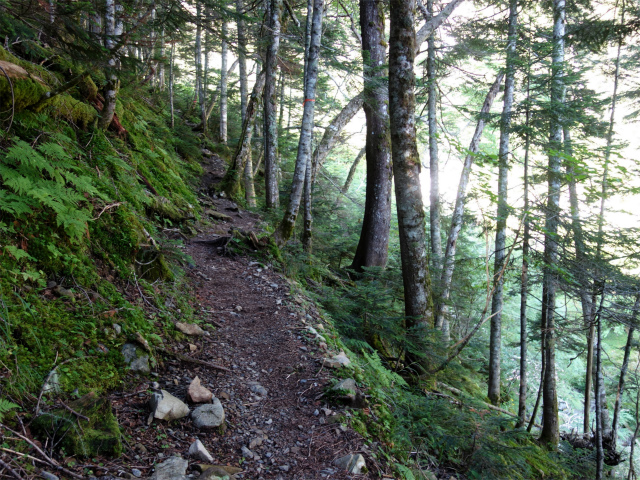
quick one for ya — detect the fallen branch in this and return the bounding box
[92,202,124,221]
[0,458,22,480]
[156,347,230,372]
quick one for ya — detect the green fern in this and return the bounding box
[0,398,19,422]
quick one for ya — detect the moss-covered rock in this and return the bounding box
[32,392,122,457]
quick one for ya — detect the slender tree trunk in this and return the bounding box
[195,4,206,130]
[389,0,431,330]
[264,0,283,209]
[565,125,597,434]
[222,71,266,199]
[158,28,165,91]
[539,0,565,447]
[434,74,504,329]
[99,0,118,130]
[527,338,546,433]
[311,93,365,184]
[219,20,229,144]
[516,59,532,429]
[349,0,392,271]
[244,125,257,207]
[627,356,640,480]
[342,147,366,194]
[595,294,606,480]
[488,0,518,406]
[611,295,638,449]
[236,0,248,123]
[427,0,442,275]
[273,0,323,245]
[169,41,175,128]
[301,0,314,252]
[278,68,286,132]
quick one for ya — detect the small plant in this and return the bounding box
[0,398,19,422]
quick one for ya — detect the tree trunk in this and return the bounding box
[169,41,175,128]
[611,295,638,449]
[195,4,206,131]
[236,0,248,123]
[595,294,606,480]
[244,134,257,207]
[415,0,465,48]
[99,0,118,130]
[301,0,314,252]
[389,0,430,330]
[158,28,165,91]
[273,0,323,245]
[263,0,283,209]
[434,74,504,330]
[516,53,532,429]
[342,147,366,194]
[539,0,565,447]
[219,20,229,144]
[349,0,392,271]
[427,0,442,275]
[488,0,518,406]
[222,71,266,199]
[311,92,365,184]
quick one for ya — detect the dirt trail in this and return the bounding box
[111,153,367,480]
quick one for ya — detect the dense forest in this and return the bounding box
[1,0,640,478]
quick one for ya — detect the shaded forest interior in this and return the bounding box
[1,0,640,478]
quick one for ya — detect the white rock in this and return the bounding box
[333,454,366,474]
[188,439,214,463]
[151,456,188,480]
[323,351,351,369]
[150,390,190,421]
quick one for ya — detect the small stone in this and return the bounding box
[279,465,290,472]
[131,469,142,478]
[113,323,122,334]
[135,332,152,351]
[176,322,205,336]
[315,324,324,331]
[187,376,213,403]
[41,472,59,480]
[47,280,57,289]
[235,305,243,312]
[189,343,197,352]
[191,399,225,429]
[151,456,188,480]
[241,446,255,459]
[322,351,351,369]
[122,343,151,374]
[249,383,268,397]
[219,391,230,401]
[333,454,366,474]
[189,439,214,463]
[149,390,190,421]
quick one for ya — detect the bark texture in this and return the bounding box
[349,0,392,271]
[426,0,442,275]
[98,0,118,130]
[488,0,518,406]
[389,0,430,328]
[219,20,229,144]
[236,0,248,123]
[539,0,565,447]
[273,0,323,246]
[263,0,283,209]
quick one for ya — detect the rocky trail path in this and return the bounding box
[109,152,370,480]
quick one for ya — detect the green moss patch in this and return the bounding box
[32,392,123,457]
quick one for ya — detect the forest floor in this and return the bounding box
[103,152,369,480]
